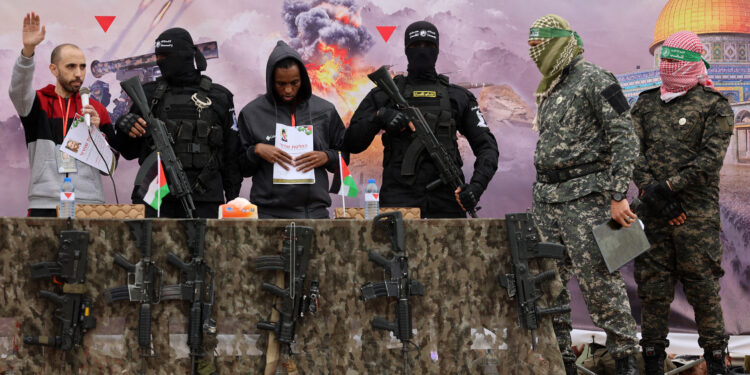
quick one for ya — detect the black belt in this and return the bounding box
[536,162,608,184]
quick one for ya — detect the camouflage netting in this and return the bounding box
[0,218,565,374]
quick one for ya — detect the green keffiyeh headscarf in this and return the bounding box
[529,14,584,104]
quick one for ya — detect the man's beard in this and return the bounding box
[58,74,82,94]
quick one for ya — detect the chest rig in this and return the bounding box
[150,76,224,194]
[395,75,458,178]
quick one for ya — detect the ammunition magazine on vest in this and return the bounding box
[535,161,608,184]
[151,76,224,195]
[394,75,460,179]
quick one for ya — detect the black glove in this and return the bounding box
[116,113,141,135]
[641,181,685,220]
[458,183,482,212]
[376,107,409,134]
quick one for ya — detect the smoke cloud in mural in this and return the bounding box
[282,0,375,60]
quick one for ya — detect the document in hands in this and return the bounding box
[60,115,116,175]
[273,123,315,184]
[593,218,651,273]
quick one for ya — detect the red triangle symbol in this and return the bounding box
[376,26,397,43]
[372,193,379,200]
[95,16,116,32]
[64,192,73,199]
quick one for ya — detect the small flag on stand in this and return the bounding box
[334,152,358,197]
[140,153,170,211]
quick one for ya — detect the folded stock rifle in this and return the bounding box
[25,229,96,373]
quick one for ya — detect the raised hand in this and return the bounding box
[22,12,46,57]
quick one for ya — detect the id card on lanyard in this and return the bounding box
[56,96,77,174]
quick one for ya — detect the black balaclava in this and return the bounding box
[404,21,439,80]
[154,28,206,85]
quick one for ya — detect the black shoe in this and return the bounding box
[643,346,665,375]
[615,355,641,375]
[705,348,728,375]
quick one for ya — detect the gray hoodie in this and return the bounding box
[237,41,347,218]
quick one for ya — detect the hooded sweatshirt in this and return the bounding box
[8,53,116,210]
[237,41,347,218]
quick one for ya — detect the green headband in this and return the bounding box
[529,27,583,47]
[660,45,710,68]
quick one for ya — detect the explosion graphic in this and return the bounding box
[283,0,376,122]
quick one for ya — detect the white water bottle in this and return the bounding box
[364,179,380,220]
[59,177,75,218]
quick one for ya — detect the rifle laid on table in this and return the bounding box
[160,219,216,375]
[255,223,319,374]
[498,212,570,350]
[360,211,424,375]
[24,230,97,373]
[367,65,478,218]
[103,219,162,375]
[120,76,196,218]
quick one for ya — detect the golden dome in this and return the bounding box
[651,0,750,53]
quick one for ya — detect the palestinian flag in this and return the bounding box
[139,154,170,210]
[331,152,358,197]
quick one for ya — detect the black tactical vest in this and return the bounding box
[150,76,224,192]
[395,75,459,178]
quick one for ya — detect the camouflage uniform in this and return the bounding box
[631,85,734,351]
[532,56,639,360]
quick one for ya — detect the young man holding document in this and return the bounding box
[237,40,347,218]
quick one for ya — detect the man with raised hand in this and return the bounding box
[8,12,116,217]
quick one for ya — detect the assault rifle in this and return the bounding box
[498,213,570,350]
[104,220,162,374]
[367,66,478,218]
[360,211,424,375]
[25,230,96,353]
[160,219,216,375]
[255,223,319,361]
[120,76,195,218]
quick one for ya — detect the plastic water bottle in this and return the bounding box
[59,177,75,218]
[364,178,380,220]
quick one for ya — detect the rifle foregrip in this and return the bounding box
[532,269,557,285]
[371,317,397,334]
[368,251,390,269]
[261,282,286,298]
[113,253,136,272]
[257,321,277,332]
[409,280,425,296]
[537,305,572,317]
[138,303,151,349]
[39,290,65,305]
[188,305,201,351]
[397,300,412,341]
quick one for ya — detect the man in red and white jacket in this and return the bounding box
[8,12,117,217]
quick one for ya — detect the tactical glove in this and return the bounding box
[641,181,685,220]
[458,183,482,212]
[376,107,409,134]
[116,113,141,135]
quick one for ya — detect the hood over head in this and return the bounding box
[265,40,311,104]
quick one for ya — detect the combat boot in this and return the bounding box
[642,346,665,375]
[615,355,640,375]
[704,348,728,375]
